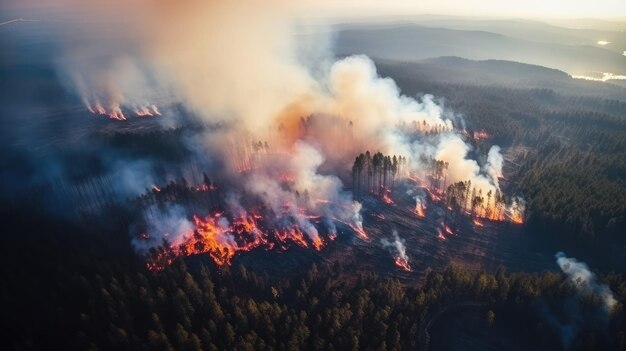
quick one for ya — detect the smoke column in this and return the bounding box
[381,230,411,271]
[4,0,524,263]
[555,252,617,312]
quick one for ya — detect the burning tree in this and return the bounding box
[352,151,406,200]
[442,181,524,230]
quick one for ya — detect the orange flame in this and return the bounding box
[394,256,412,272]
[144,209,368,271]
[510,211,524,224]
[381,188,395,205]
[436,229,447,241]
[472,218,485,227]
[345,222,368,239]
[414,203,426,218]
[135,105,161,117]
[473,130,490,140]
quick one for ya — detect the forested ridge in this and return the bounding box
[3,210,625,351]
[378,62,626,241]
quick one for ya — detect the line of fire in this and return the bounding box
[48,112,524,274]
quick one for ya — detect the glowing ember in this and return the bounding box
[509,211,524,224]
[473,218,485,227]
[86,100,161,120]
[381,188,395,205]
[374,213,385,220]
[135,105,161,117]
[327,230,337,241]
[195,183,217,192]
[88,102,127,121]
[443,224,454,235]
[394,256,412,272]
[426,188,443,202]
[436,229,447,240]
[278,173,296,183]
[151,185,161,192]
[414,203,426,218]
[345,222,368,239]
[473,130,490,140]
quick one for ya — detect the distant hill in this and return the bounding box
[401,18,626,55]
[372,56,626,100]
[333,24,626,76]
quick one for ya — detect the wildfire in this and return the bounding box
[426,188,443,202]
[344,221,368,239]
[144,209,368,271]
[135,105,161,117]
[144,212,328,270]
[88,102,127,121]
[509,211,524,224]
[411,183,525,225]
[473,130,490,140]
[195,183,217,192]
[381,188,395,205]
[436,229,447,240]
[414,202,426,218]
[394,256,412,272]
[278,173,296,183]
[86,101,161,120]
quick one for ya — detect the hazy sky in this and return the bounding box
[316,0,626,20]
[2,0,625,22]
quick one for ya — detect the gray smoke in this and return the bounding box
[381,230,409,267]
[555,252,617,312]
[540,252,619,349]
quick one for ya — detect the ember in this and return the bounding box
[394,256,412,272]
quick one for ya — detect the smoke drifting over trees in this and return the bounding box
[0,0,528,266]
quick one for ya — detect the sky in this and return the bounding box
[2,0,626,21]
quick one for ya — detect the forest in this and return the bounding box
[2,57,625,351]
[3,208,625,350]
[378,61,626,242]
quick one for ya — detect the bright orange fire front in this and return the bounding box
[144,210,366,271]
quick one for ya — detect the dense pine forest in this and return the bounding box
[3,209,625,350]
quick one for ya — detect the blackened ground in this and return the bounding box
[233,183,625,283]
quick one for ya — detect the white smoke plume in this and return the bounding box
[485,145,504,187]
[16,1,520,257]
[538,252,619,348]
[132,204,194,254]
[240,141,363,245]
[381,230,410,270]
[33,2,508,194]
[555,252,617,313]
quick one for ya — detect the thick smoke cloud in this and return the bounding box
[2,0,519,255]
